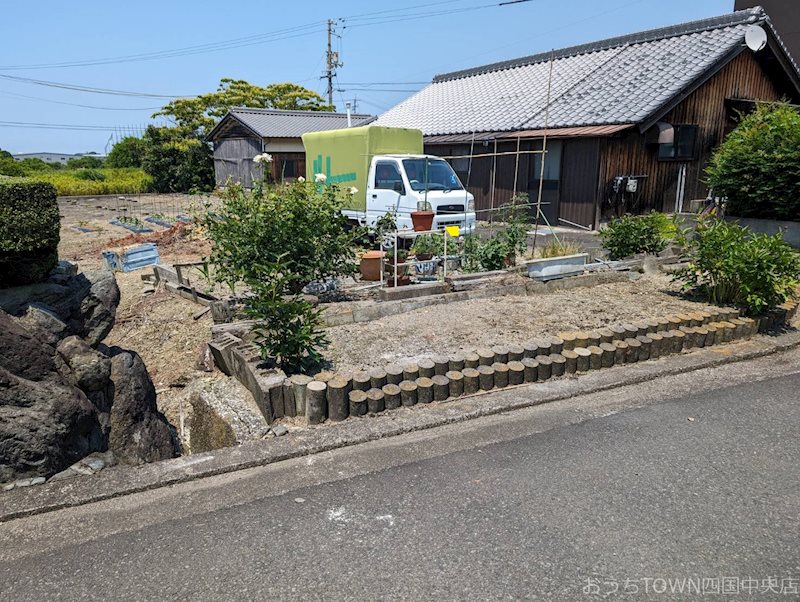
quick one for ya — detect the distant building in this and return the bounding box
[12,152,104,165]
[735,1,799,62]
[206,108,375,188]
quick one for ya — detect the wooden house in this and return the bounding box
[206,108,374,188]
[376,7,800,229]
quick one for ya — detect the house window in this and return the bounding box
[658,126,698,161]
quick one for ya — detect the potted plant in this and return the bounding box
[410,199,434,232]
[359,250,385,281]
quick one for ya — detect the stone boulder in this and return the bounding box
[108,349,179,465]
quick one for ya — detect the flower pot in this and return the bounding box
[415,253,433,261]
[411,211,434,232]
[386,275,412,287]
[359,250,385,281]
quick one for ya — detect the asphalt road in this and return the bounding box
[1,352,799,601]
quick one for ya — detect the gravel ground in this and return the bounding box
[325,273,714,373]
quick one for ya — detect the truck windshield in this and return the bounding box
[402,159,463,192]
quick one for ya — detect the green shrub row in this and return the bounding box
[600,213,671,260]
[0,178,60,286]
[27,168,152,196]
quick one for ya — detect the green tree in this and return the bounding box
[106,136,146,168]
[0,158,25,177]
[0,149,13,160]
[66,155,104,169]
[153,78,331,137]
[141,126,214,193]
[706,103,800,221]
[18,158,52,172]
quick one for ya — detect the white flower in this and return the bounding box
[253,153,273,164]
[297,176,305,183]
[348,187,359,195]
[314,173,327,183]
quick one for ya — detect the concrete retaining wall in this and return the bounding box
[724,216,800,248]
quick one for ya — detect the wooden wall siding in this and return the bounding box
[213,137,263,188]
[597,51,783,216]
[560,139,601,229]
[426,141,534,219]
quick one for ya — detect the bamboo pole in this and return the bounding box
[532,50,555,255]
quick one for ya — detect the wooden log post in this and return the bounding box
[648,333,664,359]
[306,381,327,425]
[477,365,495,390]
[418,358,435,378]
[561,349,578,373]
[624,337,642,362]
[446,370,464,398]
[635,335,652,361]
[521,357,539,382]
[432,355,450,376]
[432,375,450,401]
[718,321,736,343]
[587,331,602,348]
[535,338,552,356]
[366,388,385,413]
[694,326,709,348]
[598,328,614,344]
[464,352,480,369]
[549,353,566,377]
[644,318,660,333]
[349,390,368,416]
[491,346,509,365]
[385,364,404,385]
[522,341,540,358]
[290,374,313,417]
[382,383,401,410]
[573,331,589,349]
[314,371,335,384]
[659,330,674,354]
[399,380,418,407]
[612,340,628,365]
[679,326,696,348]
[587,346,603,370]
[448,353,466,372]
[609,325,627,342]
[655,317,671,333]
[507,344,525,362]
[575,347,591,372]
[282,379,296,418]
[556,333,574,351]
[598,342,616,367]
[547,336,564,355]
[492,363,510,388]
[669,329,687,352]
[327,376,350,422]
[462,368,480,395]
[535,355,552,381]
[403,363,420,382]
[508,361,525,385]
[665,315,683,332]
[415,377,434,403]
[476,348,495,367]
[353,370,371,392]
[633,320,650,337]
[369,367,388,390]
[621,323,639,340]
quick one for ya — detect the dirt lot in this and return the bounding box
[324,273,714,373]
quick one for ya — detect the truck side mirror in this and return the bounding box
[393,181,405,195]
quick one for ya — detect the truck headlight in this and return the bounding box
[417,199,432,211]
[467,198,475,212]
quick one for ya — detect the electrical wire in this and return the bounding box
[0,89,161,111]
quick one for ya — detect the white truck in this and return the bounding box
[302,125,476,233]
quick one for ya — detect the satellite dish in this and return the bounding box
[745,25,768,52]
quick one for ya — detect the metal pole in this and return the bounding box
[532,50,555,255]
[443,230,447,282]
[393,229,398,288]
[512,135,521,197]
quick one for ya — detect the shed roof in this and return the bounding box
[376,7,800,136]
[206,108,375,141]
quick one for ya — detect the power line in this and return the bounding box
[0,73,192,98]
[0,120,149,131]
[0,89,161,111]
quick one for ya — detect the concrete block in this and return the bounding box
[378,281,450,301]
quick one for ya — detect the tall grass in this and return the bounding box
[28,168,152,196]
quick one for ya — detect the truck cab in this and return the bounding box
[359,154,476,233]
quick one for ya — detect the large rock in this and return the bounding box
[108,349,179,465]
[0,263,119,347]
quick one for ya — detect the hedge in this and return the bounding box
[0,178,60,286]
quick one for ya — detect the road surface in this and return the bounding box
[1,350,799,600]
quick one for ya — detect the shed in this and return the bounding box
[376,7,800,229]
[206,108,375,188]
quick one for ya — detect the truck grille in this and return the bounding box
[436,204,466,214]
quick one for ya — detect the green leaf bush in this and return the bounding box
[675,219,800,316]
[706,104,800,221]
[0,178,60,286]
[600,213,669,260]
[205,180,359,373]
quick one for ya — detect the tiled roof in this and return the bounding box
[376,7,794,136]
[209,108,375,140]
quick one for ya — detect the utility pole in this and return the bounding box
[325,18,343,109]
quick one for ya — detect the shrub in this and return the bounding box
[0,158,25,177]
[479,236,511,271]
[204,180,358,372]
[74,168,106,181]
[28,168,152,195]
[600,213,669,260]
[141,126,214,193]
[675,219,800,316]
[106,136,146,168]
[706,104,800,221]
[66,155,104,169]
[0,179,60,286]
[411,234,444,258]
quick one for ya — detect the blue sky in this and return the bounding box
[0,0,733,154]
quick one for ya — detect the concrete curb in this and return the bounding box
[2,329,799,523]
